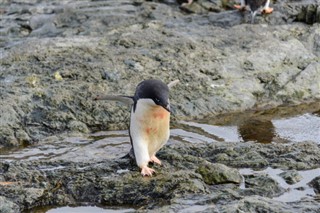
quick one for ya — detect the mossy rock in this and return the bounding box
[196,162,242,185]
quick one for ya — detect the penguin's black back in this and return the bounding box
[245,0,267,12]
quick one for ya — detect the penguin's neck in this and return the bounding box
[133,99,170,122]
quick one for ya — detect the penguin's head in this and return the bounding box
[134,79,170,112]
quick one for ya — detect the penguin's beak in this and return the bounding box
[163,103,171,113]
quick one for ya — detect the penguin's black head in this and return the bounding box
[134,79,170,112]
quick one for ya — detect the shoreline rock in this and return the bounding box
[0,140,319,212]
[0,1,319,212]
[1,0,320,147]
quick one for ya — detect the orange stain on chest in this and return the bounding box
[153,112,166,119]
[143,106,170,136]
[152,107,169,119]
[145,127,157,135]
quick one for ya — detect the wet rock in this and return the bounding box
[295,3,320,24]
[205,143,270,168]
[218,196,316,213]
[279,170,303,185]
[1,0,320,146]
[309,176,320,194]
[0,1,320,211]
[0,196,20,213]
[0,139,319,212]
[242,173,285,197]
[100,171,206,207]
[196,162,242,185]
[183,141,320,171]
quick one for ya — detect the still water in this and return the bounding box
[1,103,319,163]
[174,102,320,144]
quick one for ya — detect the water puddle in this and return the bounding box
[0,130,131,162]
[240,167,320,202]
[0,103,319,163]
[26,205,135,213]
[175,102,320,144]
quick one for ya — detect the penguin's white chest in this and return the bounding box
[130,99,170,157]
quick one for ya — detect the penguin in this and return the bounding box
[177,0,193,6]
[95,79,179,176]
[234,0,273,23]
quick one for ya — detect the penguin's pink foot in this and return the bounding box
[150,155,162,165]
[182,0,193,6]
[141,166,155,176]
[262,7,273,14]
[234,5,246,11]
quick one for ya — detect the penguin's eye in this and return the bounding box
[155,98,160,103]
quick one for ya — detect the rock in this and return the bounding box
[218,196,319,213]
[67,120,89,133]
[0,1,319,211]
[0,126,18,147]
[242,173,285,197]
[1,0,320,146]
[309,176,320,194]
[0,196,20,213]
[24,188,45,206]
[0,141,319,212]
[279,170,303,185]
[196,162,242,185]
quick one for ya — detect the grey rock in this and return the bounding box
[309,176,320,194]
[218,196,319,213]
[242,173,285,197]
[0,196,20,213]
[1,1,320,146]
[0,1,319,211]
[0,140,319,212]
[279,170,303,185]
[196,162,242,185]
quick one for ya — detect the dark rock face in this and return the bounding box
[1,0,320,147]
[309,176,320,194]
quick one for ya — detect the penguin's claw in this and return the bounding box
[141,166,155,176]
[150,156,162,165]
[262,7,273,14]
[234,5,246,11]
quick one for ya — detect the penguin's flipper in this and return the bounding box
[167,79,180,89]
[94,94,134,105]
[262,7,273,14]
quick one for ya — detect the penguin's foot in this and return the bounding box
[141,166,155,176]
[182,0,193,6]
[262,7,273,14]
[150,155,162,165]
[234,5,246,11]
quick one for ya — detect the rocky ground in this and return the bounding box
[1,140,320,212]
[0,0,320,212]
